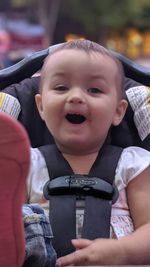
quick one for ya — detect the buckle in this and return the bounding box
[43,175,118,204]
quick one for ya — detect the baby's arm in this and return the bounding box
[57,166,150,266]
[120,165,150,264]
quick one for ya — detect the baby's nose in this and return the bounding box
[67,88,85,104]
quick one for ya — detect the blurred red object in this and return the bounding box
[0,17,48,66]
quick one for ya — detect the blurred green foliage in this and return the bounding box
[1,0,150,43]
[8,0,150,29]
[60,0,150,31]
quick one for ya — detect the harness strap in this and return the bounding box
[82,196,111,239]
[40,145,75,256]
[50,195,76,256]
[82,145,122,239]
[39,144,123,257]
[39,144,73,178]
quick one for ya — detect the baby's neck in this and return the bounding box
[62,152,98,174]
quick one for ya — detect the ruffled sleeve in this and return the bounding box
[115,146,150,190]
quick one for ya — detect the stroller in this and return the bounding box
[0,43,150,266]
[0,44,150,150]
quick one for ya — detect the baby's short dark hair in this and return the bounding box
[41,39,125,98]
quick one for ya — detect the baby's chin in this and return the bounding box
[56,140,99,156]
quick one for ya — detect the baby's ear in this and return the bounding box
[113,99,128,126]
[35,94,44,120]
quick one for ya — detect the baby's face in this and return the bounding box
[36,49,126,155]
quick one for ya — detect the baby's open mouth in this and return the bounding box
[66,113,86,124]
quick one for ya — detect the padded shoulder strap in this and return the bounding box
[90,144,123,184]
[39,144,73,178]
[39,143,123,182]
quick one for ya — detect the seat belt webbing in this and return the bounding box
[39,144,123,256]
[50,195,76,257]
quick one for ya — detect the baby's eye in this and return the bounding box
[88,88,102,94]
[54,85,68,91]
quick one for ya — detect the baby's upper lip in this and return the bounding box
[64,108,87,117]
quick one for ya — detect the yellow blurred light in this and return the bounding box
[65,34,85,42]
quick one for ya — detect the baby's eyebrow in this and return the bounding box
[89,74,105,80]
[52,72,67,78]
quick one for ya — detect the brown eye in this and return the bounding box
[88,88,102,94]
[54,85,68,91]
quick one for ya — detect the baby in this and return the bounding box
[0,39,150,266]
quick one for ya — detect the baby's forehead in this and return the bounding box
[41,49,120,86]
[44,48,117,71]
[46,48,86,61]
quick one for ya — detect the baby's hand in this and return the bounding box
[57,238,92,266]
[57,238,123,266]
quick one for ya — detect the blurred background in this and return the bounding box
[0,0,150,67]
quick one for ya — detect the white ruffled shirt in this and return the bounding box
[27,146,150,239]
